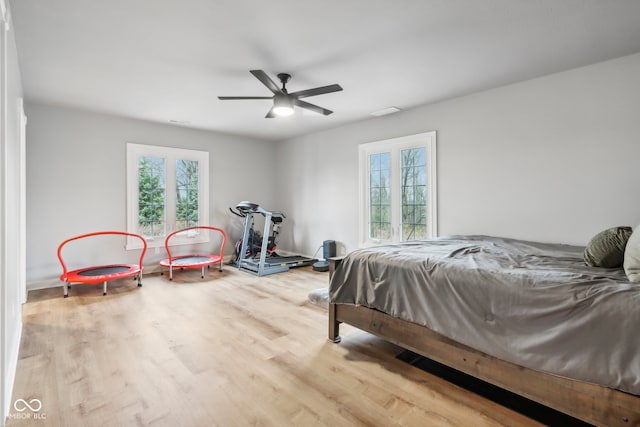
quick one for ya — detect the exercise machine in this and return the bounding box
[230,201,315,276]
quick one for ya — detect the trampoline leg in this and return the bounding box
[64,282,69,298]
[169,267,173,281]
[138,274,142,287]
[201,266,205,279]
[103,281,107,296]
[219,261,223,272]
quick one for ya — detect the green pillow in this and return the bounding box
[624,225,640,282]
[584,226,633,268]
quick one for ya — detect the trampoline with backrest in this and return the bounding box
[159,226,227,280]
[57,231,148,298]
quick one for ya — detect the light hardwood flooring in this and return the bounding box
[7,266,544,426]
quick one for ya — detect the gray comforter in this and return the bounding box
[329,235,640,395]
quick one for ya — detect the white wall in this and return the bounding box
[275,52,640,257]
[1,0,25,422]
[25,103,279,288]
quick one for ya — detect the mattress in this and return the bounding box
[329,235,640,395]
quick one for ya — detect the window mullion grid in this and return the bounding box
[426,134,437,238]
[126,143,210,249]
[359,131,436,246]
[166,158,176,234]
[365,153,373,242]
[386,147,395,242]
[366,149,379,243]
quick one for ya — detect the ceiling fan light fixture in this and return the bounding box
[273,107,294,116]
[273,96,294,116]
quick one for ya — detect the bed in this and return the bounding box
[328,235,640,427]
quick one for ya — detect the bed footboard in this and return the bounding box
[329,302,640,427]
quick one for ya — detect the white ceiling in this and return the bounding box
[9,0,640,141]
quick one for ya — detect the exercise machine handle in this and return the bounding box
[229,207,246,217]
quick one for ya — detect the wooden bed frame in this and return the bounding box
[328,303,640,427]
[327,265,640,427]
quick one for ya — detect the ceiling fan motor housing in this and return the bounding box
[277,73,292,90]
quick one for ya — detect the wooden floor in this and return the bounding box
[7,266,545,427]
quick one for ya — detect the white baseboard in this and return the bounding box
[26,278,60,291]
[3,316,22,423]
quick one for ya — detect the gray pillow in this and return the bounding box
[584,226,632,268]
[624,225,640,282]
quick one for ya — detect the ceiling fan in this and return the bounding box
[218,70,343,118]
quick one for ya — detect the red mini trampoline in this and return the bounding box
[57,231,147,298]
[159,226,227,280]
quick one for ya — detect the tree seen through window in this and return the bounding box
[175,159,199,228]
[138,156,165,238]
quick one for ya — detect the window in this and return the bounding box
[126,143,209,248]
[359,131,437,246]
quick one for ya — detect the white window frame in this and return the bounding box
[358,131,437,247]
[126,143,209,249]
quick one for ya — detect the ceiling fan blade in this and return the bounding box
[265,107,276,118]
[250,70,284,95]
[289,84,343,99]
[294,99,333,115]
[218,96,273,100]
